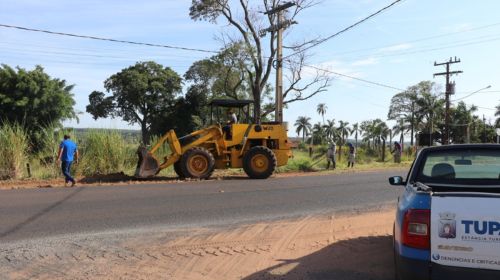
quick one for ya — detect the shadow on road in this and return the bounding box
[0,187,84,239]
[243,235,394,280]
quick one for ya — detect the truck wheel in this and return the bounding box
[173,161,185,178]
[180,147,215,179]
[243,146,277,179]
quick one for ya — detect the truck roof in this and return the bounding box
[420,144,500,152]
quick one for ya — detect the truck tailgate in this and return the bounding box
[430,192,500,271]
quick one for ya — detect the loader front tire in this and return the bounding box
[173,161,185,179]
[180,147,215,179]
[243,146,277,179]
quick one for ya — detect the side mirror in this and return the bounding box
[389,176,405,186]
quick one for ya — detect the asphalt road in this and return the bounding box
[0,170,405,243]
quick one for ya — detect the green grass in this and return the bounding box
[279,147,412,173]
[76,129,134,176]
[0,123,29,179]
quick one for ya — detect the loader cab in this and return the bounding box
[209,99,254,125]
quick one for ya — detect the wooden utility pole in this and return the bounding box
[434,57,462,145]
[262,2,296,123]
[275,10,284,123]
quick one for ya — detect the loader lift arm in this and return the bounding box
[135,126,225,178]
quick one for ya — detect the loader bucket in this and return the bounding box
[135,147,160,178]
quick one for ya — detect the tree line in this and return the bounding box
[295,81,499,158]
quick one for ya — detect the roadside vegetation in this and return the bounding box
[0,121,411,182]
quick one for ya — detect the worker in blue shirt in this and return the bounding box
[57,134,79,187]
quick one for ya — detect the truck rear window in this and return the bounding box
[417,149,500,184]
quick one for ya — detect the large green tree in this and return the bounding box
[150,85,208,138]
[185,42,252,101]
[0,64,76,146]
[388,92,417,146]
[87,61,182,144]
[189,0,330,122]
[388,81,441,145]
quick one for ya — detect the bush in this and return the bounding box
[0,123,29,179]
[288,158,315,172]
[77,130,130,176]
[297,141,307,151]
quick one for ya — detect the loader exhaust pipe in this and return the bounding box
[135,146,160,178]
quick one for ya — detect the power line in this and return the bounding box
[303,64,405,91]
[0,41,210,60]
[357,35,500,60]
[0,23,218,54]
[0,44,203,63]
[283,0,404,60]
[477,106,496,111]
[452,86,492,102]
[326,21,500,57]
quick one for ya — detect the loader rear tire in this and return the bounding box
[243,146,277,179]
[180,147,215,179]
[173,161,185,178]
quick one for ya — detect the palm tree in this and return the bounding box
[313,122,326,144]
[360,120,374,149]
[369,119,384,150]
[295,116,312,142]
[449,101,478,143]
[351,123,361,148]
[317,103,328,125]
[378,122,390,161]
[392,118,410,147]
[415,93,444,144]
[337,120,350,161]
[323,119,338,143]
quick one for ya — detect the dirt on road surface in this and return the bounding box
[2,209,395,280]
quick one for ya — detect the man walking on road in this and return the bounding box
[326,143,336,169]
[57,134,79,187]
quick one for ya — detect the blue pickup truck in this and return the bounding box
[390,144,500,280]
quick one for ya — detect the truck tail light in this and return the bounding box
[402,209,430,249]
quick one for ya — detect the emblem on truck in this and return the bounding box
[439,212,457,239]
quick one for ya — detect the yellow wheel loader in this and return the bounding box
[135,99,291,179]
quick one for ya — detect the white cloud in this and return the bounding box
[379,43,412,52]
[308,59,363,82]
[351,57,378,66]
[441,23,473,33]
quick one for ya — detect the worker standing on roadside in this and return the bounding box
[347,143,356,168]
[326,143,336,169]
[392,141,402,163]
[57,134,79,187]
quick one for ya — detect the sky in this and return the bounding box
[1,0,500,134]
